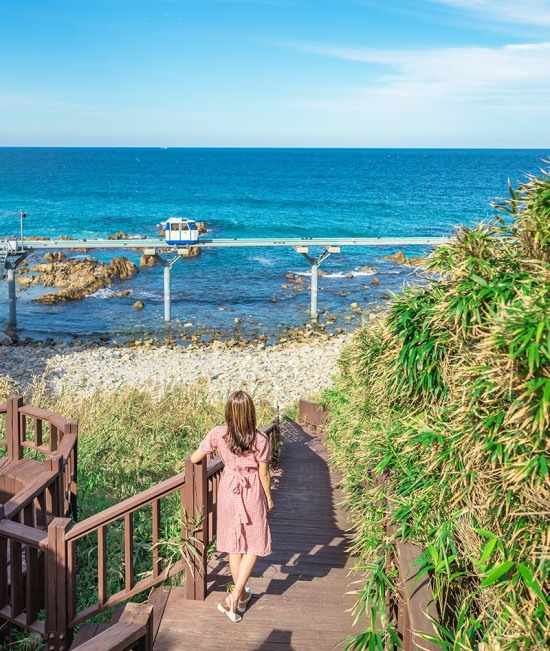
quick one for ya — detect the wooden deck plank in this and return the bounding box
[154,421,362,651]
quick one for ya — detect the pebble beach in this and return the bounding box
[0,333,352,407]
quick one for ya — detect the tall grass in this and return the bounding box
[323,170,549,649]
[0,378,274,647]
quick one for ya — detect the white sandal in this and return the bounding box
[237,586,252,613]
[217,593,242,623]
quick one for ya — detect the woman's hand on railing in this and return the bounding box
[267,497,275,512]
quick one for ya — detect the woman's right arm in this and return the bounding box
[259,461,274,511]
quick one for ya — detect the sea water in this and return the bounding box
[0,148,547,341]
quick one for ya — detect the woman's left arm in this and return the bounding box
[190,427,217,464]
[190,448,208,464]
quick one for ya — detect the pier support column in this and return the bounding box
[164,264,171,322]
[154,254,181,323]
[310,261,318,320]
[3,252,28,329]
[295,246,340,321]
[7,267,16,327]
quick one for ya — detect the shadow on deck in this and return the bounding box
[153,421,361,651]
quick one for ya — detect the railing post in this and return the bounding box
[0,504,8,648]
[45,517,73,651]
[65,420,78,520]
[183,456,207,600]
[6,396,23,461]
[45,454,64,518]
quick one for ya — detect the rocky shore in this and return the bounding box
[0,331,354,407]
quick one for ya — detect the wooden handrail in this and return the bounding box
[56,431,77,458]
[2,470,57,519]
[70,421,278,542]
[67,471,186,541]
[73,603,153,651]
[0,518,48,549]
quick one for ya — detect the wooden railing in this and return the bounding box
[0,516,49,638]
[298,398,327,432]
[0,396,78,646]
[0,396,78,521]
[298,400,439,651]
[75,603,154,651]
[0,400,280,650]
[22,417,278,650]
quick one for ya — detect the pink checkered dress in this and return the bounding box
[199,425,272,557]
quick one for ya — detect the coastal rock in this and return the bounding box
[44,251,67,263]
[0,332,13,346]
[285,273,295,280]
[345,273,353,279]
[384,251,408,265]
[140,254,158,267]
[133,300,144,310]
[371,277,380,286]
[108,232,131,240]
[360,265,376,272]
[29,256,138,304]
[383,251,426,266]
[109,256,138,279]
[107,290,132,299]
[294,276,304,285]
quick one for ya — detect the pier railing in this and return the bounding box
[298,400,439,651]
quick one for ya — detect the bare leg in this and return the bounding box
[233,554,257,602]
[224,553,257,612]
[229,553,242,586]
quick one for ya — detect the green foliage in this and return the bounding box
[324,170,550,649]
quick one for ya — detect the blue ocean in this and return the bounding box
[0,148,547,342]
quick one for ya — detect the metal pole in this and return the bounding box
[163,263,171,322]
[310,262,318,320]
[7,266,16,327]
[20,212,26,251]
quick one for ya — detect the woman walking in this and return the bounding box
[190,390,274,622]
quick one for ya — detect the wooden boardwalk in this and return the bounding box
[153,421,362,651]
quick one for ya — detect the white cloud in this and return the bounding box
[290,40,550,90]
[274,39,550,146]
[427,0,550,27]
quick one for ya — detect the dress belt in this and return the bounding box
[223,467,258,535]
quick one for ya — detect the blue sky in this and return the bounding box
[1,0,549,147]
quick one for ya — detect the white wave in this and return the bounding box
[293,269,376,279]
[133,290,158,299]
[250,256,275,267]
[90,288,132,299]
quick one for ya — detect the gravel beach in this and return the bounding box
[0,334,352,407]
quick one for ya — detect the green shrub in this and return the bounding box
[324,170,550,649]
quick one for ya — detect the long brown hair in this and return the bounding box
[224,391,257,455]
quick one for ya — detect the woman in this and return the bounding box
[190,390,274,622]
